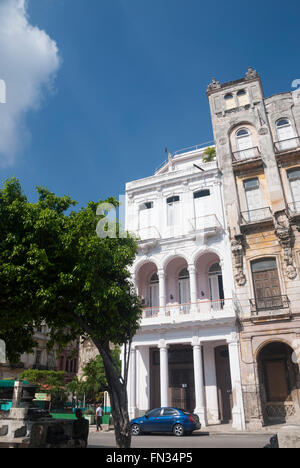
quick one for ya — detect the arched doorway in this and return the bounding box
[257,342,300,424]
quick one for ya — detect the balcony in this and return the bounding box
[288,201,300,216]
[189,215,223,237]
[249,295,290,322]
[141,298,237,325]
[232,146,261,164]
[274,137,300,154]
[241,207,272,225]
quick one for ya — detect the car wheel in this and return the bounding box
[131,424,141,436]
[173,423,185,437]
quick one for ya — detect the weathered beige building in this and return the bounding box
[207,68,300,428]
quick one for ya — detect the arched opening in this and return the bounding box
[257,342,300,424]
[194,252,224,312]
[136,262,158,317]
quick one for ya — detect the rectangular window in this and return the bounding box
[167,196,180,226]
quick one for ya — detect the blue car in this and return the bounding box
[130,407,201,437]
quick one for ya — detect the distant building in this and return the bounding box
[0,324,79,384]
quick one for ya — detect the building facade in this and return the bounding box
[0,324,79,384]
[207,68,300,428]
[124,145,245,429]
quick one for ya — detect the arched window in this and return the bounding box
[276,119,296,150]
[237,89,249,106]
[251,258,282,310]
[236,128,255,160]
[288,168,300,212]
[224,93,235,110]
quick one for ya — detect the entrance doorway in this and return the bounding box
[215,345,233,423]
[257,342,300,423]
[150,346,195,412]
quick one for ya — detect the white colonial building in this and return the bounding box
[124,144,245,430]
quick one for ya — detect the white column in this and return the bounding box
[158,269,166,316]
[203,344,220,424]
[128,347,138,419]
[227,336,246,430]
[158,340,169,407]
[192,338,207,427]
[188,265,197,311]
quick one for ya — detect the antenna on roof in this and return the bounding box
[193,164,205,172]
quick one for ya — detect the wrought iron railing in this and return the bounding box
[241,207,272,224]
[232,146,261,163]
[274,137,300,153]
[250,295,290,314]
[288,201,300,215]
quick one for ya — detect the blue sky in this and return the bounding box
[1,0,299,208]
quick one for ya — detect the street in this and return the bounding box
[88,430,275,449]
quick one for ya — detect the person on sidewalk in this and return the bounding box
[96,403,103,432]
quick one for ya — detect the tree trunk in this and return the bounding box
[95,342,132,448]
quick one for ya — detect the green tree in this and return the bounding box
[67,348,121,404]
[0,178,141,447]
[202,146,216,163]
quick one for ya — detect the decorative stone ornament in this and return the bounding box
[245,67,259,80]
[231,236,247,286]
[258,127,268,135]
[274,212,298,280]
[207,77,221,93]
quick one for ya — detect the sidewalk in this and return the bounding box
[198,423,283,435]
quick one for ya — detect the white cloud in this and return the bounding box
[0,0,60,166]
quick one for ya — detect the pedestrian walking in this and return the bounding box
[96,403,103,432]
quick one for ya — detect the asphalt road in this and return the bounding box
[88,430,275,449]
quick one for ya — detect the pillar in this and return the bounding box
[188,265,197,310]
[192,338,207,427]
[203,344,220,424]
[158,269,166,316]
[158,340,169,407]
[128,347,138,419]
[227,336,246,430]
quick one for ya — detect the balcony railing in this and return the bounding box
[189,214,223,234]
[232,146,261,163]
[141,298,235,320]
[250,295,290,316]
[274,137,300,153]
[288,201,300,215]
[241,207,272,224]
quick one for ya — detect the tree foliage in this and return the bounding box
[202,146,216,163]
[0,178,141,447]
[67,347,121,403]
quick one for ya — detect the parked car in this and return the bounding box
[130,407,201,437]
